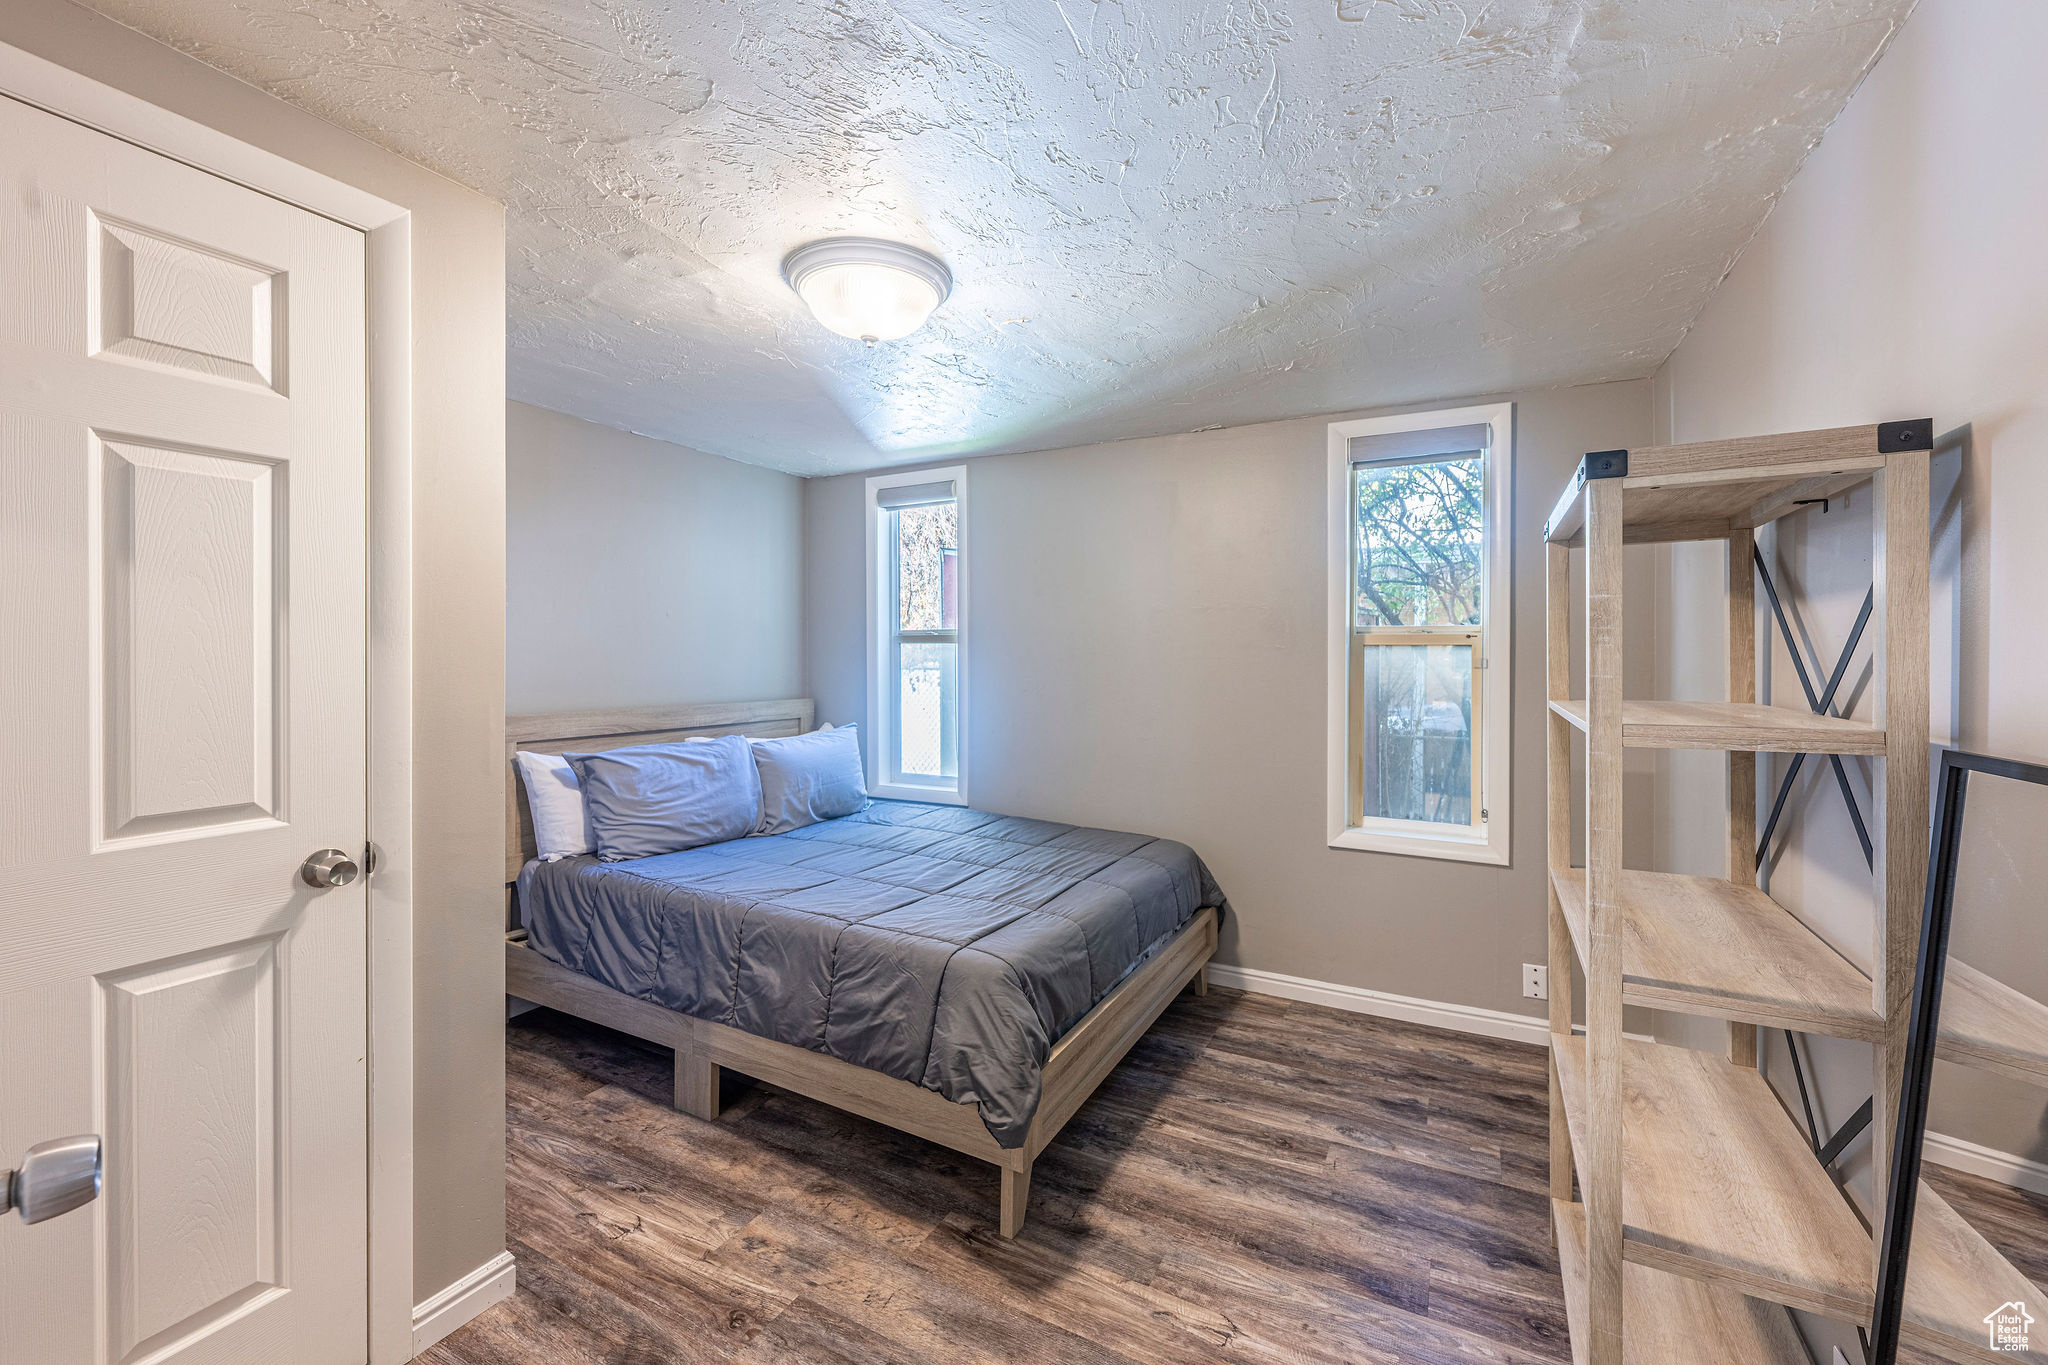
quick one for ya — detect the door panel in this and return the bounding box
[91,214,287,392]
[0,92,367,1365]
[96,435,285,845]
[102,939,283,1361]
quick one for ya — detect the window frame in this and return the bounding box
[1325,403,1512,864]
[866,464,969,805]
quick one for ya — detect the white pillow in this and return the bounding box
[515,750,595,861]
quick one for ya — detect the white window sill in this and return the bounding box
[1328,824,1509,865]
[871,781,967,806]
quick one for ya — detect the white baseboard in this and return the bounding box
[412,1250,515,1357]
[1924,1130,2048,1198]
[1204,963,1550,1046]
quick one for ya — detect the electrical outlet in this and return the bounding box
[1523,963,1549,1000]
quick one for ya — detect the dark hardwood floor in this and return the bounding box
[426,987,2046,1365]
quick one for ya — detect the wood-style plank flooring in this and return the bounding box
[426,987,2046,1364]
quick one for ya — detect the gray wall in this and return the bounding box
[506,402,805,715]
[0,3,511,1316]
[1648,0,2048,1244]
[808,381,1652,1020]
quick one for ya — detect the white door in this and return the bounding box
[0,93,368,1365]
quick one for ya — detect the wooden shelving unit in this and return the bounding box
[1543,420,2048,1365]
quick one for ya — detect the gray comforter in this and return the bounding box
[518,800,1226,1147]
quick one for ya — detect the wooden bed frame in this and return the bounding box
[503,698,1218,1237]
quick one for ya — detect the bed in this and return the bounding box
[502,698,1223,1237]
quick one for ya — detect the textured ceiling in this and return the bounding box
[81,0,1909,475]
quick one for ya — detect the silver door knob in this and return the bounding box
[4,1135,102,1224]
[301,848,359,888]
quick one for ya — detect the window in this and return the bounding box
[1326,405,1511,863]
[867,466,967,802]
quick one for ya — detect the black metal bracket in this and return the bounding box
[1869,749,2048,1364]
[1583,449,1629,479]
[1876,418,1935,453]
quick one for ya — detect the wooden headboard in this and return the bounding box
[505,697,816,885]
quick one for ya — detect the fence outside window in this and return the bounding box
[1348,629,1480,830]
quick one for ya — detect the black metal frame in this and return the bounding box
[1868,748,2048,1364]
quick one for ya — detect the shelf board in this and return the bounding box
[1552,1199,1808,1365]
[1552,1034,1872,1319]
[1555,1036,2048,1360]
[1541,422,1923,544]
[1560,465,1884,545]
[1552,868,2048,1076]
[1548,698,1886,755]
[1901,1180,2048,1364]
[1551,868,1882,1041]
[1938,958,2048,1088]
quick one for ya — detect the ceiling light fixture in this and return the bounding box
[781,236,952,344]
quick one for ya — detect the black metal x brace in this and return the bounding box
[1750,547,1882,1173]
[1778,1029,1874,1159]
[1753,547,1876,874]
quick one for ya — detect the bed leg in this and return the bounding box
[999,1159,1032,1240]
[675,1050,720,1121]
[1189,966,1208,998]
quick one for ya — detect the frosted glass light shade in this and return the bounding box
[782,237,952,343]
[796,263,940,341]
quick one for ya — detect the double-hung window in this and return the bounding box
[867,466,967,803]
[1326,405,1511,863]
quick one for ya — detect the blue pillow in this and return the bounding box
[752,725,868,834]
[564,736,762,860]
